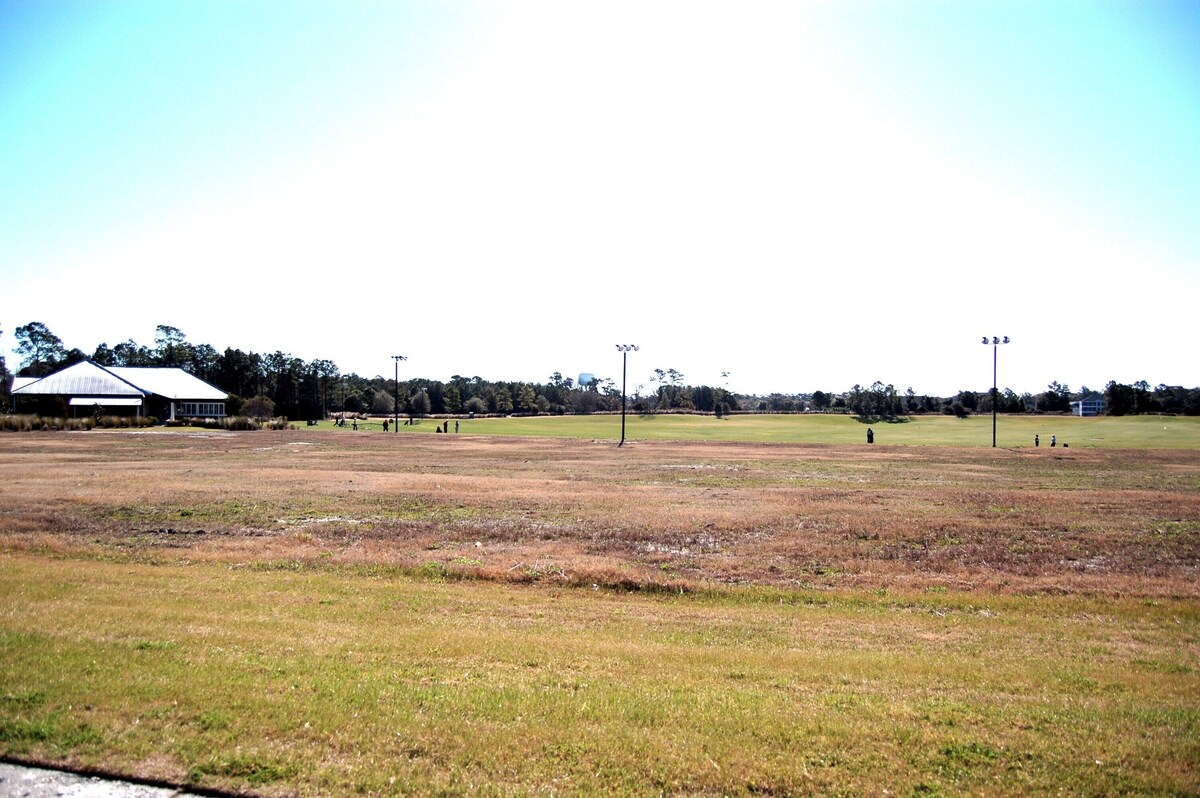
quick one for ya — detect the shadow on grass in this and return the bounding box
[853,415,912,425]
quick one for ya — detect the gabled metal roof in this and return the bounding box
[13,361,145,397]
[13,362,227,401]
[107,367,226,401]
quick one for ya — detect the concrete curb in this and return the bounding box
[0,761,228,798]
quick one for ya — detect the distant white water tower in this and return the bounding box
[578,373,595,386]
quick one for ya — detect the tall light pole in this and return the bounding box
[981,336,1010,447]
[392,355,406,432]
[616,344,638,447]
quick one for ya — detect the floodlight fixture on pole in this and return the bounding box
[616,344,639,447]
[392,355,407,432]
[981,336,1010,447]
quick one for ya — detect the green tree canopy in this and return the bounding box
[154,325,190,367]
[15,321,68,376]
[408,390,431,416]
[0,324,11,403]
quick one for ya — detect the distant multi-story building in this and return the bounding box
[1069,395,1105,417]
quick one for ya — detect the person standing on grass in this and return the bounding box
[866,428,874,444]
[1035,434,1039,447]
[455,420,459,433]
[1051,434,1056,447]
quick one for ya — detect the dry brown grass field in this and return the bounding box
[2,429,1199,795]
[1,429,1197,597]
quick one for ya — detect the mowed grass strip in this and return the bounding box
[346,413,1200,449]
[2,555,1197,796]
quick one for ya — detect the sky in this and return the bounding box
[2,1,1198,397]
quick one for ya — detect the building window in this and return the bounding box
[178,402,225,417]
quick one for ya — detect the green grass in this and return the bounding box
[315,413,1200,448]
[2,555,1197,796]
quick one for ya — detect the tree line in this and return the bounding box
[0,321,737,420]
[3,321,1199,419]
[809,380,1200,418]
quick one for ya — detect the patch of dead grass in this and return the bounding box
[1,431,1197,597]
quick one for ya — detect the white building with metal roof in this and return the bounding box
[1069,396,1106,417]
[12,361,226,420]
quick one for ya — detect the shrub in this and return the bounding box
[243,396,275,421]
[1,414,156,431]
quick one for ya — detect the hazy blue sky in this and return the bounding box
[3,1,1197,396]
